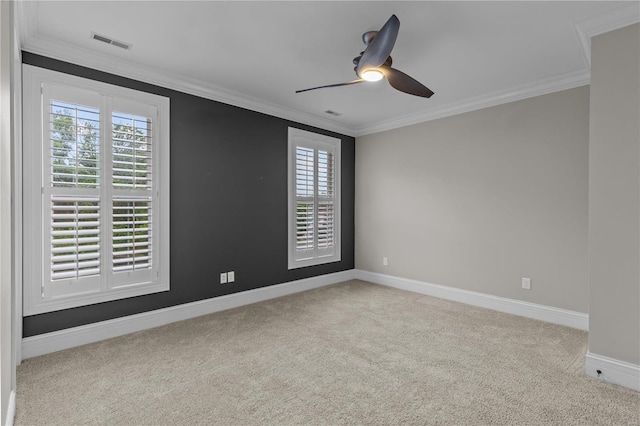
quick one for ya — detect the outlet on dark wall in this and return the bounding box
[22,52,355,337]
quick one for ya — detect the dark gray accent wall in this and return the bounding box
[22,52,355,337]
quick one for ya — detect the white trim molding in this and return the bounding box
[574,2,640,68]
[23,269,593,363]
[5,391,14,426]
[13,0,36,46]
[14,0,352,136]
[12,11,23,367]
[20,29,594,140]
[353,69,589,137]
[354,270,589,331]
[20,34,354,138]
[585,352,640,392]
[22,269,356,359]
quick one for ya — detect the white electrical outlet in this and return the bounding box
[522,277,531,290]
[220,272,227,284]
[383,257,388,266]
[228,271,235,283]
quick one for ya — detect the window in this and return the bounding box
[23,65,170,315]
[288,127,341,269]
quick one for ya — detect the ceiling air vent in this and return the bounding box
[324,110,342,117]
[91,32,132,50]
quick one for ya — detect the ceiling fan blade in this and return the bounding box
[296,79,364,93]
[356,15,400,75]
[380,65,434,98]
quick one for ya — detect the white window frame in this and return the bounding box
[287,127,341,269]
[22,64,170,315]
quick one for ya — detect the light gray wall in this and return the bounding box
[356,86,590,313]
[588,23,640,365]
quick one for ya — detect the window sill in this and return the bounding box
[23,280,170,316]
[288,255,342,270]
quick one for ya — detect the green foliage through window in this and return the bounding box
[50,101,100,188]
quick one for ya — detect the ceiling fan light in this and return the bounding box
[362,69,384,82]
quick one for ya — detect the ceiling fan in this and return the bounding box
[296,14,434,98]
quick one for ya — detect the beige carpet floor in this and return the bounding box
[15,280,640,425]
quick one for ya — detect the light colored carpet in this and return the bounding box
[15,280,640,425]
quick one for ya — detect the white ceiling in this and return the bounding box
[17,1,640,136]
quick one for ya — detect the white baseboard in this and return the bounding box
[20,269,590,359]
[22,270,356,359]
[5,390,15,426]
[354,270,589,331]
[585,351,640,392]
[24,269,639,393]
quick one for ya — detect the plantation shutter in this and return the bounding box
[40,83,158,298]
[112,199,151,272]
[110,101,157,288]
[316,148,335,253]
[289,127,340,267]
[111,111,153,275]
[43,85,103,298]
[295,147,315,254]
[50,196,101,281]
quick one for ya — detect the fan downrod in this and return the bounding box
[355,31,391,69]
[362,31,378,45]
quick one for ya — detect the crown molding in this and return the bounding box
[21,34,355,137]
[19,1,631,139]
[352,68,590,137]
[14,0,37,45]
[574,2,640,69]
[22,32,592,140]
